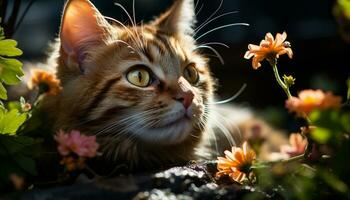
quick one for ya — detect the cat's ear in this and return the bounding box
[60,0,113,65]
[152,0,195,36]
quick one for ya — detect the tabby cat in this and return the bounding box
[39,0,286,173]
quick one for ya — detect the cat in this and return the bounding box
[37,0,287,173]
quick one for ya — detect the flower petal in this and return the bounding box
[275,32,287,46]
[252,56,264,69]
[285,48,293,58]
[248,44,261,51]
[265,33,274,44]
[244,50,254,59]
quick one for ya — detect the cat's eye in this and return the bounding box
[183,64,199,84]
[127,68,151,87]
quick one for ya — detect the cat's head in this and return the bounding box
[52,0,214,149]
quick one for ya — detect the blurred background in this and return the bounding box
[2,0,350,131]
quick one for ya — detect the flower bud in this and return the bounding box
[283,75,296,87]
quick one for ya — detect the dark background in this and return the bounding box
[5,0,350,129]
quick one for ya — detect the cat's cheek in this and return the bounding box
[186,100,204,120]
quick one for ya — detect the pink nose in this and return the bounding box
[174,91,194,109]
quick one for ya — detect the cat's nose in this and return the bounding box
[174,91,194,109]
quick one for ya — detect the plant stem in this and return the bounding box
[281,154,304,163]
[347,78,350,102]
[271,63,292,99]
[5,0,21,38]
[266,154,305,165]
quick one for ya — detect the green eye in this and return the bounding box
[184,64,199,84]
[127,68,150,87]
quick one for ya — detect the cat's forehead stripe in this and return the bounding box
[83,76,122,117]
[153,34,176,57]
[141,47,154,63]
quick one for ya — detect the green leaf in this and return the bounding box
[0,82,7,100]
[0,135,40,155]
[0,135,42,177]
[0,39,23,57]
[347,77,350,101]
[0,27,4,40]
[13,154,37,175]
[341,113,350,132]
[0,56,23,85]
[319,170,348,193]
[251,162,270,169]
[0,109,27,135]
[7,101,21,111]
[311,127,332,144]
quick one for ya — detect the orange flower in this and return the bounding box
[60,156,86,171]
[281,133,308,157]
[244,32,293,69]
[9,174,25,190]
[29,69,62,96]
[286,89,342,116]
[216,142,256,183]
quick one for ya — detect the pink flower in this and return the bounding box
[285,89,342,116]
[280,133,308,157]
[54,130,99,158]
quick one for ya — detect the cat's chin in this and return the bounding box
[135,118,193,145]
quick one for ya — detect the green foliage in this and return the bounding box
[309,109,350,144]
[0,135,41,179]
[347,78,350,101]
[0,26,23,100]
[0,108,27,135]
[336,0,350,18]
[0,24,44,192]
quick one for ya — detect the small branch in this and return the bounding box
[0,0,8,26]
[4,0,21,38]
[14,0,37,35]
[281,154,305,163]
[271,62,292,99]
[347,78,350,102]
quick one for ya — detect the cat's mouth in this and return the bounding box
[156,112,190,128]
[133,112,193,144]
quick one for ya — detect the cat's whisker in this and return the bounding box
[197,107,219,155]
[103,15,141,51]
[131,0,145,52]
[210,83,247,105]
[197,0,224,34]
[114,3,136,27]
[114,39,136,51]
[195,23,249,41]
[105,110,160,136]
[94,108,159,136]
[195,45,225,65]
[190,133,200,139]
[198,42,229,48]
[132,0,137,27]
[211,109,243,146]
[98,111,157,136]
[203,109,236,148]
[206,122,220,156]
[114,2,143,50]
[195,3,204,18]
[103,120,144,154]
[194,11,239,36]
[194,0,201,11]
[105,116,154,152]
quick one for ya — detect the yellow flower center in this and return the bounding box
[302,96,321,105]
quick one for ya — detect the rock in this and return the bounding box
[22,162,270,200]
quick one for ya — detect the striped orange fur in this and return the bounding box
[39,0,287,173]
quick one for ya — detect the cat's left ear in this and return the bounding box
[60,0,114,67]
[151,0,195,36]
